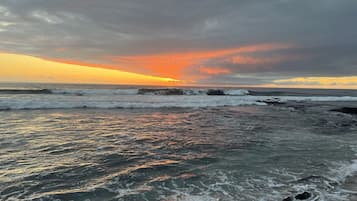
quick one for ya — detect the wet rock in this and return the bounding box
[331,107,357,115]
[0,89,52,94]
[296,175,325,183]
[0,107,11,111]
[258,98,285,105]
[206,89,225,96]
[282,196,293,201]
[138,88,184,95]
[295,192,311,200]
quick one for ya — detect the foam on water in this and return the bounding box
[223,89,250,96]
[1,87,357,111]
[2,93,357,110]
[0,94,267,110]
[151,163,357,201]
[1,86,357,201]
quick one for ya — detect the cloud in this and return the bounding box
[0,0,357,86]
[30,10,64,24]
[109,43,292,78]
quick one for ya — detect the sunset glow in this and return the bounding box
[1,0,356,88]
[271,76,357,89]
[2,1,357,201]
[0,53,179,85]
[110,43,294,79]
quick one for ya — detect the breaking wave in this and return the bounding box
[0,88,250,96]
[1,87,357,111]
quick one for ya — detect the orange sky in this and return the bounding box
[1,49,357,89]
[110,43,294,79]
[0,53,179,85]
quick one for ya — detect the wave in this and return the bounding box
[1,95,357,111]
[0,88,250,96]
[0,100,267,111]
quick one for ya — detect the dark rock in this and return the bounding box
[138,88,184,95]
[296,175,325,183]
[0,107,11,111]
[331,107,357,115]
[206,89,225,96]
[258,98,285,105]
[282,196,294,201]
[295,192,311,200]
[0,89,52,94]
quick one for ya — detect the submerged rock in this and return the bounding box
[206,89,225,96]
[282,196,293,201]
[295,192,311,200]
[0,89,52,94]
[258,98,285,105]
[0,107,11,111]
[331,107,357,115]
[296,175,325,183]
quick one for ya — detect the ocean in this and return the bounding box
[0,83,357,201]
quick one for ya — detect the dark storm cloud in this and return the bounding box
[0,0,357,84]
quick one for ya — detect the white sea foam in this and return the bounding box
[224,89,250,96]
[0,95,267,110]
[329,159,357,184]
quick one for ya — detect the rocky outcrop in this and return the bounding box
[295,192,311,200]
[206,89,225,96]
[282,196,293,201]
[258,98,285,105]
[282,192,312,201]
[331,107,357,115]
[0,89,52,94]
[138,88,184,95]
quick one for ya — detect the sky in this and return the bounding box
[0,0,357,88]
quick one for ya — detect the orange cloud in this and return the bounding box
[1,43,295,85]
[110,43,294,79]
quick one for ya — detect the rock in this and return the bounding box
[296,175,325,183]
[0,89,52,94]
[138,88,184,95]
[258,98,285,105]
[206,89,225,96]
[295,192,311,200]
[331,107,357,115]
[0,107,11,111]
[282,196,294,201]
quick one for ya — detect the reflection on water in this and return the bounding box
[0,106,357,201]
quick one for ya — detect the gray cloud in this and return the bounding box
[0,0,357,85]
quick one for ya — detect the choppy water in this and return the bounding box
[0,84,357,201]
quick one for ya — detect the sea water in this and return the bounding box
[0,83,357,201]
